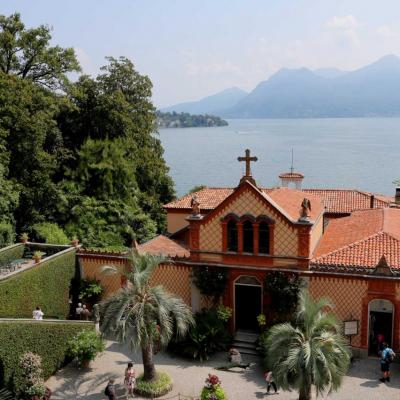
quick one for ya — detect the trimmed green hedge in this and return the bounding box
[0,320,94,388]
[0,248,77,318]
[0,244,24,267]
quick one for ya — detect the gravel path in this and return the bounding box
[46,341,400,399]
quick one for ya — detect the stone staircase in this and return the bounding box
[232,330,259,356]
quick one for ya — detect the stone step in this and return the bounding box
[234,331,258,344]
[232,340,258,350]
[233,347,259,356]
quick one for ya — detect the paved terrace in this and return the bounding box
[47,341,400,400]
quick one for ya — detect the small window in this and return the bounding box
[259,222,270,254]
[243,220,254,253]
[227,220,238,252]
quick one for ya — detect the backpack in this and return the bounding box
[386,350,395,364]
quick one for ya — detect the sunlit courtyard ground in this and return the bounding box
[46,341,400,400]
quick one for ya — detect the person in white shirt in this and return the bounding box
[76,303,83,319]
[32,306,44,320]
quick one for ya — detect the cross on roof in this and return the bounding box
[238,149,258,177]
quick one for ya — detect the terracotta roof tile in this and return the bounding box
[313,208,400,269]
[164,187,394,215]
[139,235,190,258]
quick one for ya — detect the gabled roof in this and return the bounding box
[164,187,394,215]
[313,208,400,270]
[139,235,189,258]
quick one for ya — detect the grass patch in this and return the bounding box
[135,372,173,398]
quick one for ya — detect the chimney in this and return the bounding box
[370,194,375,209]
[396,188,400,205]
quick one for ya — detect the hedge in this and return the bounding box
[0,320,94,388]
[0,244,24,267]
[0,248,77,318]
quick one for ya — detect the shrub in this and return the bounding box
[135,372,172,398]
[169,308,232,361]
[32,222,69,245]
[0,248,76,318]
[68,330,105,366]
[0,320,94,389]
[79,278,103,305]
[13,352,46,399]
[200,374,227,400]
[192,266,228,303]
[0,222,15,247]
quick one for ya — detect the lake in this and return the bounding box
[158,118,400,197]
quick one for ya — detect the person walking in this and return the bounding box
[380,342,395,383]
[32,306,44,320]
[75,303,83,319]
[104,378,117,400]
[264,370,278,395]
[80,304,90,321]
[124,362,136,398]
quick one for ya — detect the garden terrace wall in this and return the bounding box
[0,247,77,318]
[0,244,24,267]
[0,319,94,389]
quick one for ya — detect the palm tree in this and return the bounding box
[101,250,194,381]
[265,290,350,400]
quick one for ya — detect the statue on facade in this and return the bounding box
[191,195,201,216]
[299,198,312,221]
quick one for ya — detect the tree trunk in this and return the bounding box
[142,343,156,381]
[299,384,311,400]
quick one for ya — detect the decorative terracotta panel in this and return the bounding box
[309,276,368,348]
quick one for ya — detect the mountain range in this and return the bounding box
[163,55,400,118]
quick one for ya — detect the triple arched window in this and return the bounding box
[222,214,274,255]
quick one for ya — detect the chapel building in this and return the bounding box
[137,149,400,358]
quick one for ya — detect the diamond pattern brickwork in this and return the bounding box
[309,276,368,347]
[199,188,298,256]
[150,263,191,306]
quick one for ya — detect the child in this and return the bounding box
[104,378,116,400]
[264,371,278,395]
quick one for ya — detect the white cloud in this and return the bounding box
[326,15,360,30]
[376,25,398,38]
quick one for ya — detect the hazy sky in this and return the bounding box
[3,1,400,107]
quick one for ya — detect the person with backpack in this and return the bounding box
[380,342,395,383]
[104,378,117,400]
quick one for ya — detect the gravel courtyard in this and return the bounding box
[46,341,400,400]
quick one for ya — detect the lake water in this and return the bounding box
[158,118,400,197]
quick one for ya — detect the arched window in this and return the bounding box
[227,220,238,252]
[258,221,270,254]
[243,220,253,253]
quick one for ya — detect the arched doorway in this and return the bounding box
[368,299,394,356]
[234,276,262,331]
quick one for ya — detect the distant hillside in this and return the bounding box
[162,87,247,115]
[157,111,228,128]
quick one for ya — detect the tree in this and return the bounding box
[101,251,194,381]
[0,13,79,89]
[265,290,350,400]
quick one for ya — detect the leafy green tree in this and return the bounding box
[101,251,194,381]
[265,290,350,400]
[32,222,69,244]
[0,13,79,89]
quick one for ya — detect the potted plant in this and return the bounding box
[200,374,227,400]
[71,235,79,247]
[33,251,44,264]
[68,330,105,368]
[20,232,29,244]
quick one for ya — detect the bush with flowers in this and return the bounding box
[14,352,46,399]
[200,374,227,400]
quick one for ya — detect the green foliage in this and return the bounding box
[157,111,228,128]
[79,278,103,305]
[0,320,94,389]
[101,251,194,381]
[0,222,14,247]
[0,248,76,318]
[67,330,105,365]
[13,352,46,399]
[264,271,300,322]
[32,222,69,245]
[257,313,267,328]
[135,372,173,398]
[0,243,24,267]
[192,266,228,303]
[169,308,232,361]
[188,185,206,194]
[216,305,232,323]
[264,290,351,400]
[200,375,227,400]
